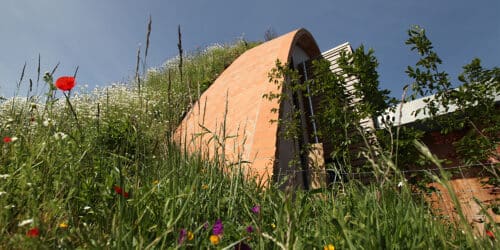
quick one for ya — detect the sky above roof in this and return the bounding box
[1,0,499,98]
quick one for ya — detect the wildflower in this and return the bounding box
[3,137,12,143]
[201,184,209,190]
[397,181,404,188]
[0,174,10,179]
[178,228,187,244]
[55,76,76,91]
[113,186,130,198]
[209,234,220,245]
[54,132,68,140]
[235,241,252,250]
[0,191,6,196]
[58,222,69,229]
[212,219,223,235]
[486,230,495,240]
[83,206,91,210]
[187,231,194,241]
[18,219,34,227]
[323,244,335,250]
[246,225,254,233]
[152,180,159,185]
[30,118,37,126]
[42,119,50,127]
[270,223,276,229]
[251,205,260,214]
[26,227,39,238]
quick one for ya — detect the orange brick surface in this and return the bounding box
[174,28,320,185]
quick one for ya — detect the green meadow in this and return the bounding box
[0,39,497,249]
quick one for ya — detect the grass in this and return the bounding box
[0,39,497,249]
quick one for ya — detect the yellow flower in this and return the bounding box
[323,244,335,250]
[209,234,220,245]
[201,184,209,190]
[271,223,276,229]
[187,231,194,241]
[59,222,69,229]
[152,180,159,185]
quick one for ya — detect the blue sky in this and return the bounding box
[1,0,499,98]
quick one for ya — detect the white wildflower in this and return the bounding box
[397,181,404,187]
[4,205,15,209]
[0,191,6,196]
[18,218,33,227]
[83,206,91,210]
[0,174,10,179]
[10,136,18,142]
[54,132,68,140]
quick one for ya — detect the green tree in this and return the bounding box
[267,45,396,172]
[405,25,500,180]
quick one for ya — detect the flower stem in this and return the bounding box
[63,91,83,139]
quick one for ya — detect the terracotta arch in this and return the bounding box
[175,28,321,185]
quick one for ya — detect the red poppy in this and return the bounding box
[3,137,12,143]
[55,76,76,91]
[113,186,123,195]
[113,186,129,198]
[486,230,495,239]
[26,227,39,237]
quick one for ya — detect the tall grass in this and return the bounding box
[0,40,496,249]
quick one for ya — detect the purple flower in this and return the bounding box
[251,205,260,214]
[212,219,224,235]
[178,228,187,244]
[235,242,252,250]
[246,225,254,233]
